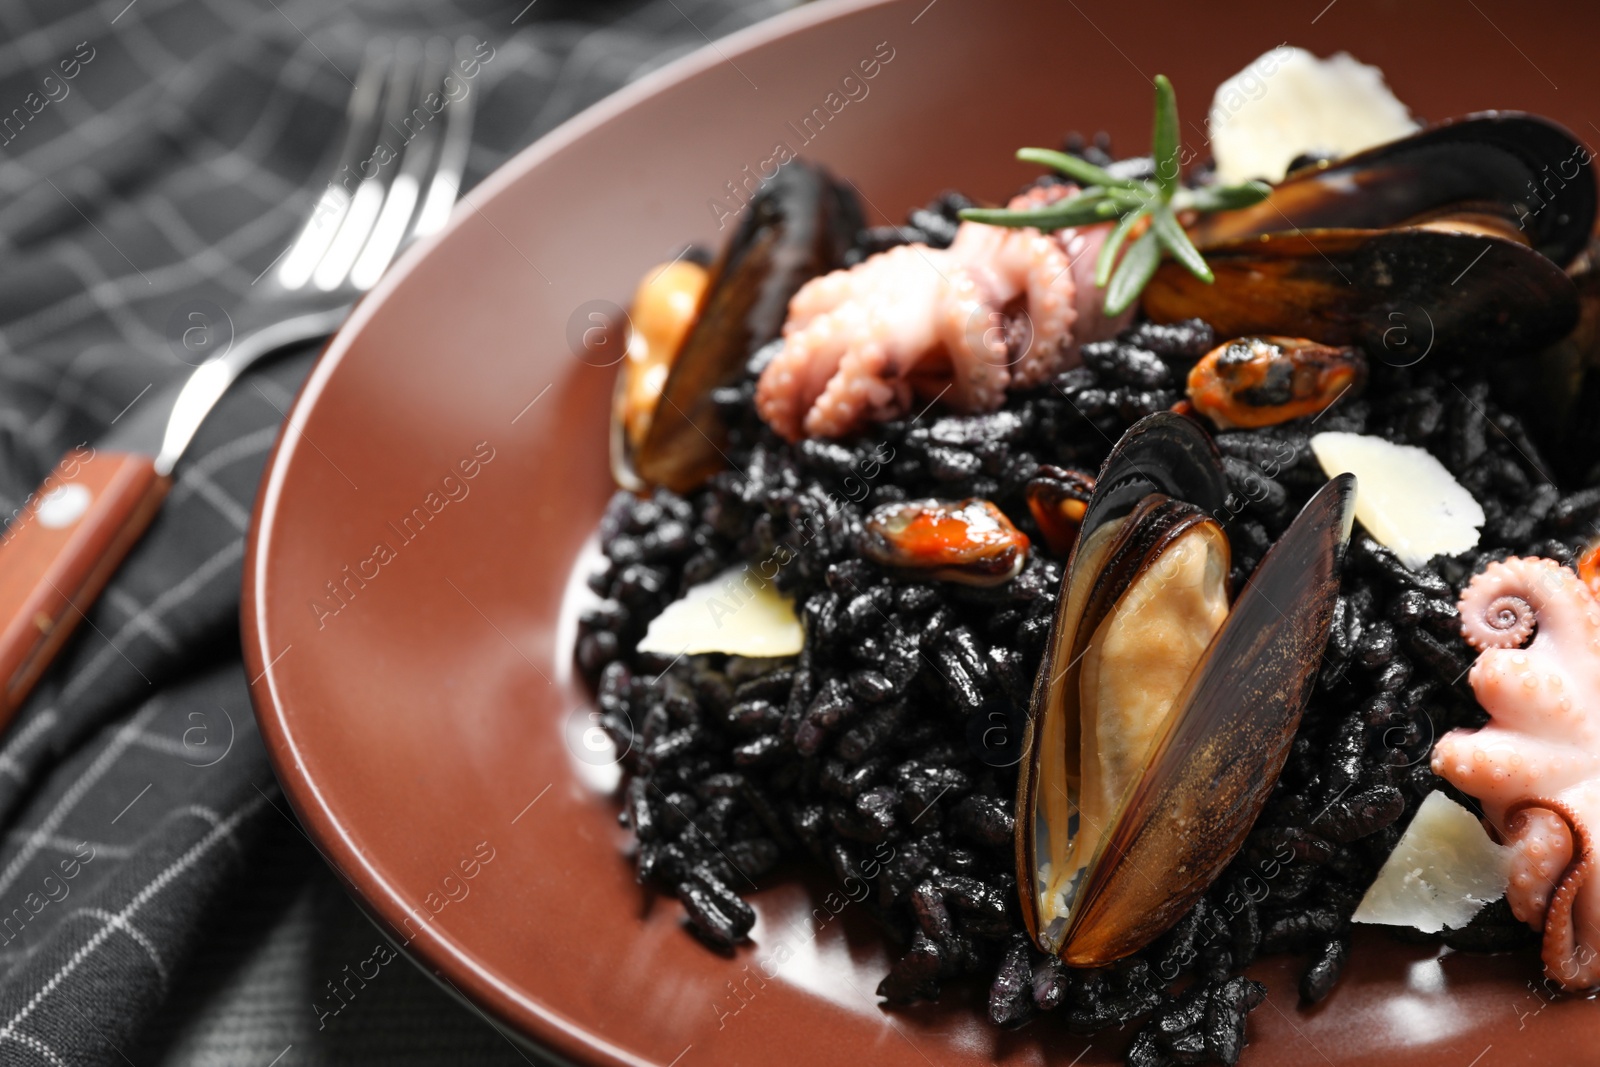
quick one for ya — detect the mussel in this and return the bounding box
[859,498,1030,586]
[1144,114,1596,356]
[615,161,861,494]
[1015,413,1356,964]
[1025,465,1096,556]
[1187,336,1366,429]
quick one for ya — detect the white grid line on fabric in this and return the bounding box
[103,589,178,655]
[58,538,244,708]
[75,907,166,988]
[177,470,252,532]
[140,199,258,294]
[127,732,192,759]
[0,793,262,1046]
[173,804,228,843]
[166,424,280,508]
[0,831,130,861]
[0,189,302,356]
[48,243,165,353]
[0,701,166,899]
[0,1027,64,1067]
[0,713,61,785]
[17,339,155,449]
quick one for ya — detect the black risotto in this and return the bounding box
[573,184,1595,1066]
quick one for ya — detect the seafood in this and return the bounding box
[1025,465,1096,556]
[1145,114,1596,354]
[1187,336,1365,429]
[1434,557,1600,990]
[614,260,710,459]
[574,61,1600,1067]
[858,498,1029,586]
[624,160,861,493]
[1016,413,1356,963]
[755,185,1122,442]
[1581,538,1600,595]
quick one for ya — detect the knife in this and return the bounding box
[0,307,347,721]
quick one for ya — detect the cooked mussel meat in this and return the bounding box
[1025,466,1096,557]
[1015,412,1356,965]
[614,259,710,468]
[616,161,861,494]
[1188,336,1366,429]
[860,498,1029,586]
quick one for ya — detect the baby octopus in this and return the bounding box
[755,186,1124,441]
[1433,557,1600,989]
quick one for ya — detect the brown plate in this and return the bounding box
[243,1,1600,1063]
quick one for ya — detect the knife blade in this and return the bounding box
[0,306,348,722]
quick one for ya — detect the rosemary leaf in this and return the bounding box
[1095,205,1150,288]
[1151,204,1212,282]
[1016,147,1139,191]
[959,196,1122,230]
[1105,228,1162,316]
[1178,180,1271,214]
[1152,74,1180,201]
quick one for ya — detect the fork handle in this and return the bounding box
[0,449,171,720]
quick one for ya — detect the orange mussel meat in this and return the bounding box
[860,499,1029,586]
[1187,336,1365,430]
[1025,466,1096,557]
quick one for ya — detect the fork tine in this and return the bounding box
[277,40,392,292]
[409,36,477,242]
[313,38,422,291]
[347,37,451,291]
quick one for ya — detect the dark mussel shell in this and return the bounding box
[1494,238,1600,481]
[1187,113,1596,268]
[1061,474,1355,964]
[1015,410,1357,964]
[632,161,861,493]
[1144,226,1579,357]
[1073,412,1231,537]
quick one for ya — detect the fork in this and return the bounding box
[0,36,475,722]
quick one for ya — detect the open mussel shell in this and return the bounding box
[1016,408,1358,965]
[624,161,861,494]
[1014,412,1229,949]
[1186,113,1596,268]
[1144,226,1579,356]
[1061,474,1355,964]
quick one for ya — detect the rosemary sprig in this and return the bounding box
[958,75,1271,316]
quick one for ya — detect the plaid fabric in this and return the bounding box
[0,1,793,1063]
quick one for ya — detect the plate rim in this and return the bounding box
[240,2,900,1064]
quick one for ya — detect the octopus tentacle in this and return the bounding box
[1508,797,1599,987]
[1437,555,1600,991]
[755,186,1102,441]
[1463,592,1536,651]
[1460,557,1598,652]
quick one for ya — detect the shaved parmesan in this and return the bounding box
[1209,47,1418,186]
[637,565,804,658]
[1353,791,1512,933]
[1310,432,1483,568]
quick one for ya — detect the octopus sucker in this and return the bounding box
[755,185,1121,442]
[1435,556,1600,990]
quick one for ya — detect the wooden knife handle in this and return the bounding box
[0,448,171,720]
